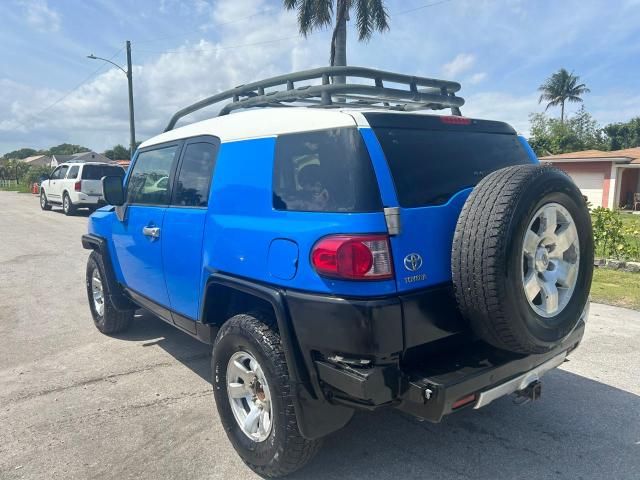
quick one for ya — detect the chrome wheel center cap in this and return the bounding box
[535,247,550,272]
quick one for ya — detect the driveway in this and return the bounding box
[0,190,638,479]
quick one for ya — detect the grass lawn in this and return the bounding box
[0,183,32,193]
[590,268,640,311]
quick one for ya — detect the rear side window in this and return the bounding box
[373,128,530,207]
[67,166,79,179]
[172,142,217,207]
[81,164,125,180]
[272,128,381,212]
[127,146,179,205]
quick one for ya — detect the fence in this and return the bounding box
[0,179,17,188]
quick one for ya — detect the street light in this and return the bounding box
[87,40,136,158]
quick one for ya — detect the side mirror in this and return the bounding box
[102,176,125,206]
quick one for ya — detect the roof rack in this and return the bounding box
[164,66,464,132]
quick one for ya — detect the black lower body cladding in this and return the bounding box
[451,165,593,354]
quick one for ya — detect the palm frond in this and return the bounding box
[356,0,372,40]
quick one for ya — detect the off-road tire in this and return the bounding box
[86,251,134,334]
[212,313,322,477]
[40,190,52,210]
[63,192,76,216]
[452,164,593,354]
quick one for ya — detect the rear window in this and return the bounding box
[272,127,382,212]
[373,128,530,207]
[81,164,125,180]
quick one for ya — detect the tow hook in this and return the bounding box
[513,380,542,405]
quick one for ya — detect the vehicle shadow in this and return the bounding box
[115,310,212,383]
[116,312,639,480]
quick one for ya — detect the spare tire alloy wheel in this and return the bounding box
[522,203,579,318]
[452,165,593,355]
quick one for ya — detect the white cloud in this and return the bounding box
[467,72,487,85]
[20,0,60,32]
[0,0,326,153]
[442,53,476,78]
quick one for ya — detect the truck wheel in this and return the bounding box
[63,193,76,216]
[212,313,321,477]
[40,190,52,211]
[86,251,133,334]
[452,165,593,354]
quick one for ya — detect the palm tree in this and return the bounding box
[283,0,389,70]
[538,69,590,123]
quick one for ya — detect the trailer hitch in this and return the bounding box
[513,380,542,405]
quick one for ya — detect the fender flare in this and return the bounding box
[81,234,135,311]
[202,272,354,440]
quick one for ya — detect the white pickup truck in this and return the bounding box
[40,162,125,215]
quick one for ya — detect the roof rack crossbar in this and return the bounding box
[164,66,464,132]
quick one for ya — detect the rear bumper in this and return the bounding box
[285,286,586,422]
[74,193,105,206]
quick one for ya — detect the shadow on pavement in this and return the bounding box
[116,310,212,383]
[117,311,639,480]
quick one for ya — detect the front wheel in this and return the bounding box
[212,313,322,478]
[86,251,133,334]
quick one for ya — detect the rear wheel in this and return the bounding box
[452,165,593,354]
[63,193,76,216]
[40,190,52,211]
[212,313,321,477]
[86,251,133,334]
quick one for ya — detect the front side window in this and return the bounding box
[272,128,382,212]
[67,166,79,179]
[55,166,69,180]
[127,146,179,205]
[172,142,217,207]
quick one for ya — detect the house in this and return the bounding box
[51,151,112,168]
[20,155,52,167]
[113,159,131,170]
[539,148,640,209]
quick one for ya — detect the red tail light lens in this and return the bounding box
[311,234,393,280]
[440,115,472,125]
[74,181,81,192]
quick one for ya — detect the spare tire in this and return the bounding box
[451,164,593,354]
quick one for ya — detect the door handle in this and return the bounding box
[142,226,161,239]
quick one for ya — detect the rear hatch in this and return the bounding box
[81,164,125,196]
[364,113,534,293]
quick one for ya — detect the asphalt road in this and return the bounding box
[1,190,639,480]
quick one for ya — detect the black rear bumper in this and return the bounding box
[285,286,586,423]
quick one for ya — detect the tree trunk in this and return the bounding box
[560,101,565,124]
[331,0,348,92]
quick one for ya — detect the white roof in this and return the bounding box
[139,108,364,148]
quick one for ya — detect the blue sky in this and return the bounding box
[1,0,639,155]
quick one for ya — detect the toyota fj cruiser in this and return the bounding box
[82,67,593,477]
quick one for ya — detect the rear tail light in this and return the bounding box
[440,115,472,125]
[74,181,81,192]
[311,234,393,280]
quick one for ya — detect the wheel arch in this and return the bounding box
[82,234,135,311]
[202,272,354,440]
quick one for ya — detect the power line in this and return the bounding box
[14,47,125,128]
[394,0,454,16]
[135,34,305,55]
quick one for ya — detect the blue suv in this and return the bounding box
[82,68,593,477]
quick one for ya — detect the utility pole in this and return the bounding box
[87,40,137,159]
[125,41,136,158]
